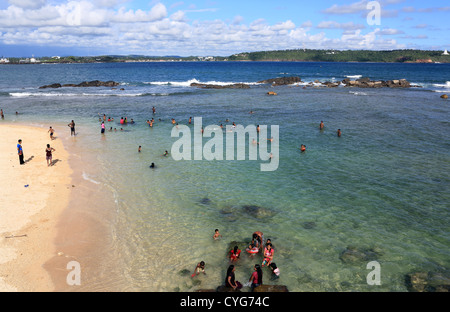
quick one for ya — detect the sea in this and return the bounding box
[0,61,449,292]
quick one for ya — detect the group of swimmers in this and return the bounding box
[300,121,342,153]
[193,230,280,291]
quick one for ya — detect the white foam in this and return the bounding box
[10,92,146,97]
[346,75,362,79]
[349,91,367,96]
[432,81,450,89]
[82,171,101,185]
[144,78,260,87]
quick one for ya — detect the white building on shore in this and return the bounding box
[0,57,9,63]
[443,49,449,55]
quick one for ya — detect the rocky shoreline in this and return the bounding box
[39,80,120,89]
[188,76,419,89]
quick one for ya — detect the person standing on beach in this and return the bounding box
[0,109,4,119]
[46,144,55,167]
[48,126,55,140]
[17,139,25,165]
[68,120,75,136]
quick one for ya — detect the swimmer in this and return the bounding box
[300,144,306,152]
[337,129,342,137]
[229,246,241,262]
[149,162,156,168]
[138,146,142,153]
[213,229,222,240]
[189,117,192,124]
[269,263,280,278]
[253,231,264,251]
[262,243,274,267]
[163,150,169,157]
[320,121,324,130]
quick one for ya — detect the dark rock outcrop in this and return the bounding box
[257,76,301,86]
[39,80,119,89]
[342,78,412,88]
[39,83,62,89]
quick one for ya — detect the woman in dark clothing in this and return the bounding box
[225,265,242,290]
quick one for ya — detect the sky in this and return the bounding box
[0,0,449,57]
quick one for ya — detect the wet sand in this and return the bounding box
[0,124,72,291]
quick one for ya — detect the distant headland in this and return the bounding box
[1,49,449,64]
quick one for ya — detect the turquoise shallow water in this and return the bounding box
[0,62,449,291]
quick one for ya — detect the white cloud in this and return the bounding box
[0,1,410,55]
[317,21,366,30]
[8,0,47,10]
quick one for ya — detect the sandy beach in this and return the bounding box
[0,124,72,291]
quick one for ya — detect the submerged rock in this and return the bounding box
[302,222,317,229]
[178,269,192,276]
[252,285,289,292]
[339,246,382,264]
[242,205,276,219]
[198,197,212,205]
[405,271,450,292]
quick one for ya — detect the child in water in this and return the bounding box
[192,261,206,277]
[213,229,222,240]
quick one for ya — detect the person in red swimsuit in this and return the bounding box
[229,246,241,262]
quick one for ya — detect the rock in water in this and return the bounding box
[441,94,448,99]
[405,271,450,292]
[199,197,211,205]
[40,80,119,89]
[339,246,381,263]
[302,222,316,229]
[252,285,289,292]
[242,205,276,219]
[257,76,302,86]
[39,83,62,89]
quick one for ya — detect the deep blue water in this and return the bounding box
[0,62,449,292]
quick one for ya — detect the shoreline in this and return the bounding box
[0,123,72,291]
[0,122,122,292]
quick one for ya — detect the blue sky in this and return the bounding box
[0,0,448,57]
